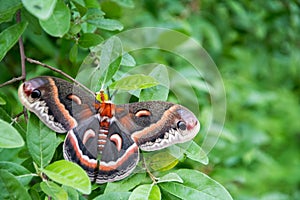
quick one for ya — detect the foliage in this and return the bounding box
[0,0,299,200]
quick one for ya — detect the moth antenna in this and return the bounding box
[100,83,105,91]
[106,87,111,100]
[110,89,119,100]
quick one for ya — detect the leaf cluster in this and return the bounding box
[0,1,233,199]
[1,0,299,200]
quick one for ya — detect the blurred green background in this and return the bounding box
[102,1,300,199]
[0,0,299,199]
[128,1,300,199]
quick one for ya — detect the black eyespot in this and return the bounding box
[177,121,187,130]
[31,89,41,99]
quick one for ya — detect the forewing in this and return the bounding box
[114,101,200,151]
[18,76,98,132]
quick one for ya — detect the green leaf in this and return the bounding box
[27,114,56,167]
[104,173,146,193]
[29,186,41,200]
[183,141,209,165]
[0,169,31,200]
[71,0,87,16]
[157,29,189,50]
[94,192,131,200]
[69,22,81,36]
[84,0,100,8]
[78,33,104,48]
[0,96,6,105]
[167,141,208,165]
[25,28,56,57]
[129,184,161,200]
[84,8,105,20]
[121,52,136,67]
[111,0,134,8]
[0,0,22,23]
[87,18,123,31]
[69,23,81,35]
[0,119,24,148]
[157,173,183,184]
[62,185,79,200]
[39,0,70,37]
[104,56,122,83]
[77,36,122,91]
[0,161,32,185]
[42,160,91,194]
[69,43,78,63]
[98,36,122,85]
[150,185,161,200]
[159,169,233,200]
[110,74,159,90]
[22,0,57,20]
[23,9,43,34]
[40,181,68,200]
[140,65,169,101]
[143,151,179,172]
[0,108,26,136]
[0,22,28,62]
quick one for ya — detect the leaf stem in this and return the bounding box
[143,156,158,183]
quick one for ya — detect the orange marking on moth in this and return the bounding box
[100,102,115,118]
[99,90,107,102]
[48,78,77,129]
[82,129,96,145]
[131,106,177,142]
[98,101,115,130]
[98,141,106,145]
[98,135,107,140]
[135,110,151,117]
[67,94,82,105]
[100,121,110,129]
[110,134,122,151]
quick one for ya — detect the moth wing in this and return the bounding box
[18,76,98,133]
[64,108,140,184]
[111,101,200,175]
[115,101,199,151]
[63,115,100,182]
[95,119,139,183]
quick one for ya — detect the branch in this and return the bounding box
[0,76,25,88]
[26,57,95,96]
[17,11,26,80]
[16,10,28,121]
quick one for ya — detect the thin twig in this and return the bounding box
[0,76,25,88]
[143,156,158,183]
[26,57,95,96]
[16,9,28,121]
[16,10,26,80]
[12,111,25,123]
